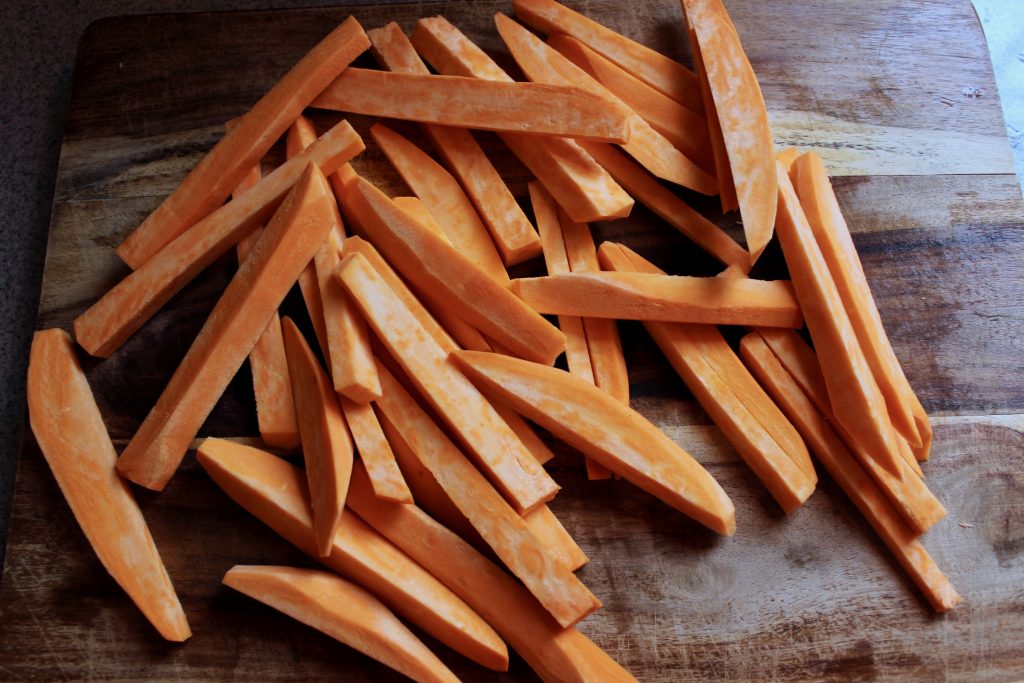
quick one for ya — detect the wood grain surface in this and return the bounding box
[2,1,1023,681]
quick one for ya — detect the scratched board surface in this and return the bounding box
[2,1,1023,681]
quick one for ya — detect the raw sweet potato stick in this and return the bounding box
[496,14,716,194]
[513,0,703,112]
[281,317,354,557]
[315,68,631,143]
[340,396,412,504]
[232,165,300,450]
[512,270,802,328]
[599,242,816,512]
[369,22,541,265]
[684,0,777,262]
[287,116,381,402]
[345,462,639,682]
[755,329,945,536]
[738,333,960,612]
[339,176,566,365]
[116,164,338,491]
[196,438,509,671]
[772,162,906,478]
[336,250,560,515]
[452,350,736,536]
[369,123,509,285]
[410,15,634,223]
[223,565,459,683]
[579,141,749,271]
[116,17,369,269]
[792,151,929,453]
[550,33,713,172]
[27,329,190,642]
[73,121,364,358]
[689,26,737,214]
[372,361,600,628]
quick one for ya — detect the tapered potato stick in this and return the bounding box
[116,17,369,268]
[512,271,802,328]
[224,565,458,683]
[496,14,715,194]
[73,121,364,358]
[599,242,816,512]
[523,504,589,572]
[410,16,634,223]
[513,0,703,112]
[738,334,960,612]
[579,141,749,271]
[369,123,508,285]
[281,318,354,556]
[316,68,630,143]
[550,34,712,171]
[232,165,300,450]
[558,207,627,480]
[755,328,944,536]
[776,147,800,172]
[340,176,566,365]
[197,439,508,670]
[684,0,776,262]
[117,165,338,491]
[373,60,540,265]
[338,251,560,515]
[339,396,412,504]
[27,329,190,642]
[451,351,736,536]
[287,117,381,401]
[345,464,639,683]
[792,151,928,452]
[773,163,906,478]
[372,361,599,627]
[689,26,737,214]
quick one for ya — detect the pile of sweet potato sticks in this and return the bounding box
[26,0,960,680]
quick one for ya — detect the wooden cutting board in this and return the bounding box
[2,1,1022,680]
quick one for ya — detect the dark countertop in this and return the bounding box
[0,0,411,576]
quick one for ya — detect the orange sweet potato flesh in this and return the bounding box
[345,463,639,683]
[338,251,560,515]
[368,22,539,265]
[792,151,928,452]
[773,162,907,478]
[579,141,749,271]
[513,0,703,113]
[372,361,599,627]
[340,397,412,504]
[27,329,190,642]
[233,167,300,450]
[340,176,566,366]
[116,17,369,269]
[599,243,816,512]
[755,329,944,536]
[369,123,508,286]
[558,206,627,481]
[316,67,631,144]
[287,118,381,403]
[684,0,777,261]
[73,121,364,358]
[738,334,960,612]
[116,165,338,491]
[512,270,802,328]
[776,147,801,172]
[281,318,354,556]
[410,16,634,224]
[197,438,509,671]
[496,14,715,194]
[451,350,736,536]
[689,26,737,215]
[224,565,459,683]
[550,34,713,173]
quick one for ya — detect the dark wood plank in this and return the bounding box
[1,417,1021,681]
[4,0,1024,680]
